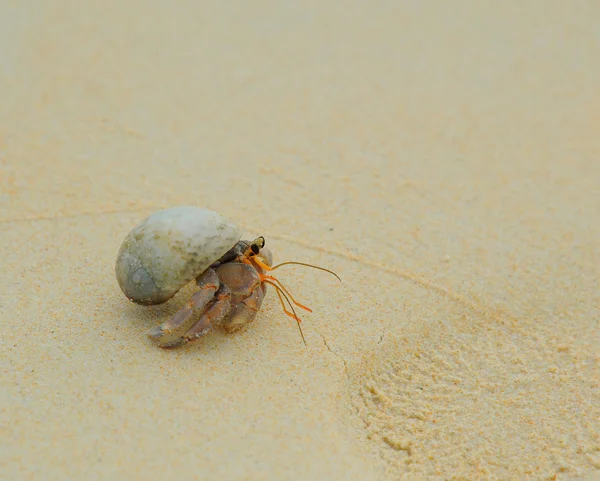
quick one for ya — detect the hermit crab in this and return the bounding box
[115,206,339,348]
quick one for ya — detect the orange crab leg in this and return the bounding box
[261,275,312,312]
[239,254,312,311]
[263,279,307,345]
[249,255,272,272]
[241,256,272,271]
[264,281,302,322]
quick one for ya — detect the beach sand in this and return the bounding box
[1,1,599,479]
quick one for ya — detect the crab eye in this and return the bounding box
[249,236,265,256]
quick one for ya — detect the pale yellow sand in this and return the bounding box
[1,1,599,480]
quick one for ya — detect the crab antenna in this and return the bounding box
[262,275,312,312]
[269,261,341,282]
[263,279,307,346]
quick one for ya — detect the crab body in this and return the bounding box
[147,238,273,347]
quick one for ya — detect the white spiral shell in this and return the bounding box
[115,206,242,305]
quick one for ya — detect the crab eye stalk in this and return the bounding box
[247,236,265,256]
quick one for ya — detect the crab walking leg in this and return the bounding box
[147,268,219,346]
[183,285,232,342]
[221,284,265,333]
[213,261,264,333]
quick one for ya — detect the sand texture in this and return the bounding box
[1,1,599,480]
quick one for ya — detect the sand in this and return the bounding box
[1,1,599,479]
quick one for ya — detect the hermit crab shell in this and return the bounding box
[115,206,242,305]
